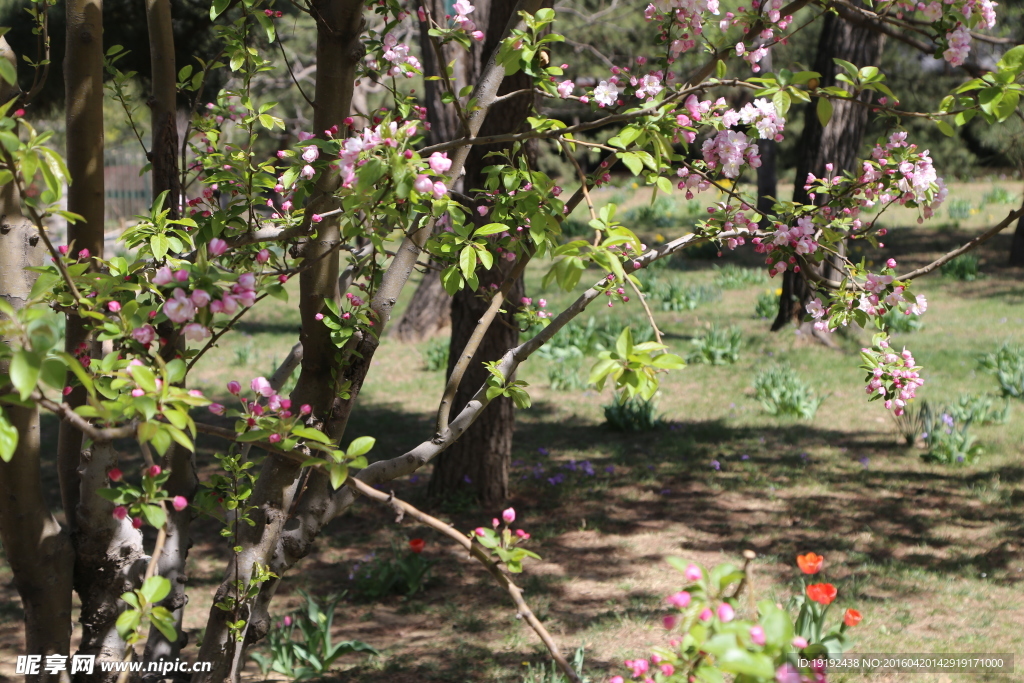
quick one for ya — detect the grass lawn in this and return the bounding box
[0,180,1022,682]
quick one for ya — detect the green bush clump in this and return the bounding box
[715,264,766,289]
[753,364,824,419]
[604,393,662,431]
[422,336,450,371]
[940,253,979,281]
[980,343,1024,398]
[754,291,778,319]
[687,325,742,365]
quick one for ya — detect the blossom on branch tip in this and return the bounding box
[172,496,188,512]
[208,238,228,256]
[251,376,274,397]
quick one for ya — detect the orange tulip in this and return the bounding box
[409,538,425,554]
[806,583,837,605]
[844,608,862,627]
[796,552,824,574]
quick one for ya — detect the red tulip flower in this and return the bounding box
[409,538,425,554]
[806,583,837,605]
[844,608,862,626]
[796,552,823,574]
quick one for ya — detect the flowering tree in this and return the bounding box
[0,0,1022,681]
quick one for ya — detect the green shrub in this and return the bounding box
[946,198,972,220]
[531,316,655,361]
[622,196,698,230]
[714,264,766,289]
[548,359,588,391]
[687,325,742,365]
[940,253,979,281]
[604,393,662,431]
[891,401,927,446]
[422,336,450,372]
[754,291,778,319]
[920,403,983,465]
[520,647,591,683]
[982,186,1015,205]
[753,364,823,419]
[351,542,436,599]
[980,343,1024,398]
[880,307,924,333]
[946,393,1011,424]
[249,590,377,681]
[649,280,721,312]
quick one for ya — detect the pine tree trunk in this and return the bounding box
[772,6,883,332]
[0,40,76,681]
[428,0,536,507]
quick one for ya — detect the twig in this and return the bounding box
[346,477,583,683]
[627,276,662,344]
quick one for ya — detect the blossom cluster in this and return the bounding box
[860,336,924,416]
[152,267,259,343]
[209,376,312,443]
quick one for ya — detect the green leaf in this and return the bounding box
[772,90,792,116]
[474,223,508,236]
[935,119,955,137]
[150,234,169,260]
[150,606,178,642]
[141,504,167,529]
[0,58,16,86]
[619,152,643,176]
[816,97,833,127]
[0,408,18,462]
[10,351,41,401]
[346,436,375,458]
[329,464,348,489]
[140,575,171,604]
[115,608,142,640]
[292,426,330,444]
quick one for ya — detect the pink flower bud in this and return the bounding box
[791,636,808,648]
[208,238,229,256]
[750,625,766,645]
[172,496,188,511]
[108,301,121,313]
[698,607,713,622]
[132,517,144,529]
[268,433,282,443]
[108,468,123,482]
[251,376,273,397]
[300,404,312,415]
[148,465,162,478]
[311,213,323,223]
[684,564,702,582]
[475,527,486,537]
[502,507,515,524]
[209,403,225,415]
[666,591,691,608]
[227,381,242,395]
[662,615,677,630]
[112,506,128,520]
[78,248,90,260]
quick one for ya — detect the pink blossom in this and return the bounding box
[660,664,675,676]
[698,607,713,621]
[750,625,766,645]
[183,323,211,341]
[791,636,808,648]
[208,238,229,256]
[475,527,487,537]
[191,289,211,307]
[666,591,691,608]
[251,376,274,397]
[301,145,319,163]
[300,165,316,179]
[148,465,162,477]
[107,301,121,313]
[108,468,123,482]
[515,529,530,539]
[414,174,434,194]
[112,506,128,520]
[238,273,256,290]
[502,507,516,524]
[209,403,225,415]
[256,249,271,264]
[432,181,448,199]
[174,269,189,282]
[172,496,188,511]
[153,266,174,286]
[662,615,677,629]
[557,80,575,98]
[227,381,242,395]
[311,213,323,223]
[164,289,196,323]
[717,602,735,622]
[268,433,282,443]
[428,152,452,174]
[132,325,156,346]
[684,564,702,582]
[132,517,144,529]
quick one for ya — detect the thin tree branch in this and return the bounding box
[346,477,583,683]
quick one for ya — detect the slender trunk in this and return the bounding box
[756,48,777,228]
[0,44,76,676]
[146,0,181,219]
[1010,212,1024,266]
[59,0,106,533]
[428,0,537,507]
[192,3,366,679]
[72,444,147,683]
[772,5,882,332]
[389,0,466,343]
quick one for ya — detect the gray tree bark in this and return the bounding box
[0,39,76,683]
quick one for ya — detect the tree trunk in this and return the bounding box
[1010,212,1024,266]
[772,6,882,332]
[389,0,464,343]
[0,41,76,680]
[145,0,181,219]
[59,0,106,532]
[756,48,777,228]
[428,0,536,508]
[192,3,365,679]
